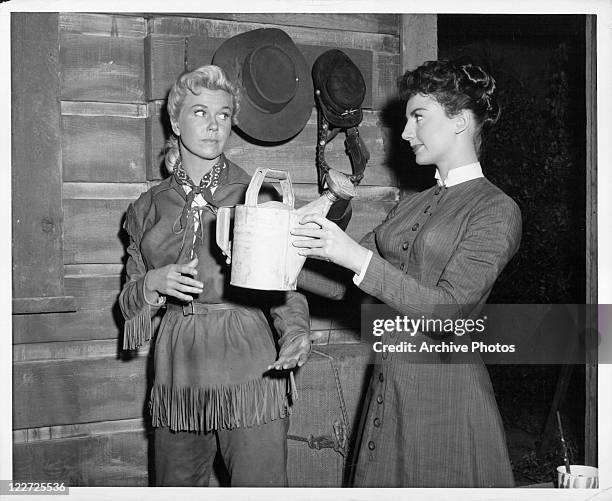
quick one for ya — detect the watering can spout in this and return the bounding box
[216,168,354,291]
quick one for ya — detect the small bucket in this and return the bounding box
[556,465,599,488]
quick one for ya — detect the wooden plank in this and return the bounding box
[65,264,125,276]
[65,275,124,311]
[13,339,120,362]
[150,16,399,54]
[63,182,149,200]
[61,101,147,117]
[60,33,146,103]
[148,105,396,185]
[13,355,149,429]
[12,309,122,344]
[585,14,597,467]
[146,100,170,180]
[145,34,186,101]
[63,199,132,265]
[12,13,64,299]
[184,34,222,68]
[191,14,399,35]
[13,418,144,443]
[12,297,76,315]
[62,115,146,183]
[13,430,149,486]
[373,52,401,110]
[400,15,438,71]
[59,12,146,38]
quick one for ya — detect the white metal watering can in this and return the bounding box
[216,167,354,291]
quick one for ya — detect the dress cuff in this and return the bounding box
[353,250,373,286]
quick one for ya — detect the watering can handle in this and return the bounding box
[245,168,295,208]
[215,207,232,261]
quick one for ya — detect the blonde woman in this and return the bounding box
[119,65,311,486]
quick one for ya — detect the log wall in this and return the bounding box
[12,12,436,486]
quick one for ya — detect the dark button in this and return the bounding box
[402,241,409,250]
[373,418,381,427]
[412,223,419,231]
[399,263,405,270]
[434,187,441,195]
[368,441,376,451]
[376,395,383,404]
[378,372,384,382]
[424,205,431,213]
[382,352,388,360]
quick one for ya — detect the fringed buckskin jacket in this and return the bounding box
[119,156,310,433]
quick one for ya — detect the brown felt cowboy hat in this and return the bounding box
[212,28,313,143]
[312,49,366,129]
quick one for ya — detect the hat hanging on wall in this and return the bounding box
[312,49,366,129]
[212,28,313,143]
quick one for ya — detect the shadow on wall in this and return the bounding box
[379,95,436,194]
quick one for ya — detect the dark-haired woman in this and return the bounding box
[293,60,521,487]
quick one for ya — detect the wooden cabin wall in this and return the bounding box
[12,12,435,486]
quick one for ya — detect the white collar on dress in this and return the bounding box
[435,162,484,187]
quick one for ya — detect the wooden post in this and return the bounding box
[399,15,437,72]
[11,13,74,312]
[584,14,597,467]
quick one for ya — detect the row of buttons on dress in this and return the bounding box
[368,328,396,452]
[398,186,444,272]
[368,388,385,451]
[367,187,445,457]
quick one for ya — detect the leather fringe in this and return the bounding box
[150,376,292,432]
[123,305,152,350]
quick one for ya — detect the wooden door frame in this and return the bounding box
[585,13,597,467]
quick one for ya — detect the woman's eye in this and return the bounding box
[194,109,206,117]
[218,112,230,121]
[415,114,423,122]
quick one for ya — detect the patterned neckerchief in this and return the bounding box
[172,155,229,262]
[173,154,228,200]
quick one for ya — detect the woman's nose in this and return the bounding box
[208,117,219,131]
[401,122,414,141]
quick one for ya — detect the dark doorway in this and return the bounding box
[438,14,589,485]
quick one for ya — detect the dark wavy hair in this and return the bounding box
[398,59,500,153]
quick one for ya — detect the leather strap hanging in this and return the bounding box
[312,49,370,194]
[315,104,370,192]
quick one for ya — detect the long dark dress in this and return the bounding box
[300,174,521,487]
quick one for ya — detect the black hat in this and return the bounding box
[213,28,313,143]
[312,49,366,129]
